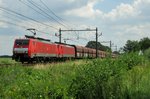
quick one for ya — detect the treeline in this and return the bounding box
[86,41,111,51]
[85,37,150,55]
[122,37,150,53]
[0,55,12,58]
[122,37,150,59]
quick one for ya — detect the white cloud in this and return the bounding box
[65,0,103,19]
[134,0,150,7]
[64,0,75,3]
[104,3,137,20]
[113,23,150,43]
[65,0,150,21]
[0,36,18,55]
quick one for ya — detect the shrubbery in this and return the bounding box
[144,48,150,59]
[0,53,149,98]
[68,53,146,99]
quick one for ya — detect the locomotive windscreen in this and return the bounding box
[15,40,29,46]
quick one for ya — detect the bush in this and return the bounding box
[120,52,144,69]
[144,48,150,59]
[0,54,148,98]
[69,59,123,99]
[68,53,145,99]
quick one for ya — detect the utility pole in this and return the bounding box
[59,27,100,58]
[96,27,98,58]
[101,40,112,49]
[100,40,113,52]
[59,28,61,43]
[110,40,112,51]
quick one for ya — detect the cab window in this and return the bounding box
[15,40,29,46]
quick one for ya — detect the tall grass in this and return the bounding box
[68,53,149,99]
[0,54,149,98]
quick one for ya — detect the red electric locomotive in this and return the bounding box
[12,35,75,63]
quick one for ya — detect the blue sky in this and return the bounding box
[94,0,133,12]
[0,0,150,55]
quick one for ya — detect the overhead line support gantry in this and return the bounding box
[59,27,100,58]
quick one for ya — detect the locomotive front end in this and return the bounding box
[12,39,30,62]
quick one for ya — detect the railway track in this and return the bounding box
[0,59,84,67]
[0,63,18,66]
[0,61,66,67]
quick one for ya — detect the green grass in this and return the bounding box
[123,63,150,99]
[0,54,150,99]
[0,58,17,65]
[0,59,89,98]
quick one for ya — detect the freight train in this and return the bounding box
[12,35,115,63]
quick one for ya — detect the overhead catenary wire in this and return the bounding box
[0,19,87,47]
[0,19,56,37]
[23,0,83,39]
[0,20,28,29]
[0,2,94,46]
[0,6,58,30]
[0,9,81,42]
[19,0,53,20]
[0,15,92,45]
[0,12,36,28]
[0,10,35,28]
[26,0,68,29]
[40,0,78,29]
[26,0,79,38]
[40,0,78,37]
[19,0,62,28]
[0,19,83,45]
[39,0,71,26]
[0,9,56,32]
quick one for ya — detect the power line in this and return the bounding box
[61,36,86,45]
[0,2,93,46]
[0,8,85,43]
[39,0,71,26]
[0,9,55,31]
[0,13,22,23]
[0,6,58,30]
[0,12,34,28]
[27,0,80,38]
[28,0,80,38]
[0,20,28,29]
[19,0,54,21]
[0,19,87,46]
[26,0,68,28]
[39,0,77,28]
[0,19,56,38]
[19,0,63,28]
[59,28,99,58]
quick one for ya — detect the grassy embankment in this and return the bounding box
[0,53,150,99]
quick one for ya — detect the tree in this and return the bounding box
[85,41,111,51]
[139,37,150,51]
[123,40,140,53]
